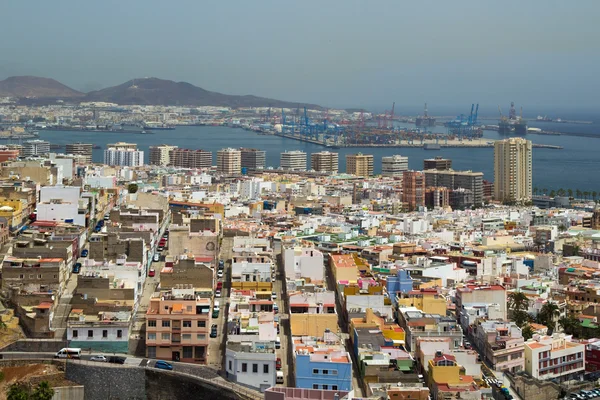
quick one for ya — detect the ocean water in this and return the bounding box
[38,123,600,193]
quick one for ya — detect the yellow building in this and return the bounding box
[396,288,448,315]
[290,313,339,337]
[330,254,360,282]
[350,309,405,345]
[427,352,480,399]
[0,197,25,230]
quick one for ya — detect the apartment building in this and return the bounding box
[217,148,241,175]
[103,146,144,167]
[494,137,533,203]
[283,246,324,281]
[1,256,68,296]
[146,285,212,363]
[65,143,93,163]
[397,308,463,352]
[149,144,178,166]
[67,310,130,353]
[381,155,409,177]
[311,151,339,174]
[280,150,307,171]
[472,321,524,373]
[240,148,266,171]
[524,333,585,382]
[346,153,373,177]
[424,187,450,209]
[424,169,484,207]
[427,352,481,400]
[423,156,452,171]
[402,171,425,211]
[225,340,277,391]
[168,148,212,169]
[455,284,507,321]
[22,140,50,157]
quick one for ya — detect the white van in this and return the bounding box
[275,336,281,349]
[276,370,284,384]
[54,348,82,359]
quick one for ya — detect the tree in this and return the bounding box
[7,383,29,400]
[557,188,566,197]
[559,315,581,337]
[593,191,597,202]
[576,189,582,199]
[537,302,560,334]
[568,189,573,198]
[584,191,590,201]
[533,187,539,196]
[32,381,54,400]
[508,291,530,328]
[549,190,556,198]
[522,324,535,341]
[127,183,139,194]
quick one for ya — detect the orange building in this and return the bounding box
[402,171,425,211]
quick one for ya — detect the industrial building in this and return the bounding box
[494,138,532,203]
[240,148,266,171]
[217,148,241,175]
[65,143,93,163]
[346,153,373,177]
[311,151,338,174]
[280,150,307,171]
[381,155,408,177]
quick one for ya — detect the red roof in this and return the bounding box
[195,256,213,263]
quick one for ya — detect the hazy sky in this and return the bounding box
[1,0,598,111]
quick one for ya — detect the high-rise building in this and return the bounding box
[280,150,307,171]
[22,140,50,157]
[311,151,339,174]
[65,143,93,163]
[168,148,212,169]
[103,142,143,167]
[240,148,266,170]
[382,155,409,177]
[494,138,532,203]
[149,144,178,166]
[424,170,484,207]
[217,148,241,175]
[346,153,374,177]
[424,156,452,171]
[425,187,450,209]
[402,171,425,211]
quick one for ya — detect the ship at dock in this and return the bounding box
[498,102,527,135]
[415,103,436,127]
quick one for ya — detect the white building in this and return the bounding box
[381,155,409,177]
[283,247,324,281]
[225,341,277,392]
[524,333,585,383]
[37,185,87,226]
[22,140,50,157]
[104,148,144,167]
[280,150,307,171]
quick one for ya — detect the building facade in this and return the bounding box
[103,144,144,167]
[65,143,93,163]
[346,153,374,177]
[403,171,425,211]
[381,155,409,177]
[240,148,266,171]
[280,151,307,171]
[494,137,533,203]
[168,148,212,169]
[22,140,50,157]
[423,156,452,171]
[217,148,241,175]
[524,333,585,382]
[149,144,178,166]
[424,169,484,207]
[311,151,338,174]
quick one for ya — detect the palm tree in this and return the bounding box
[576,189,582,200]
[538,302,560,333]
[557,188,566,197]
[32,381,54,400]
[593,191,598,202]
[522,324,535,341]
[533,187,539,196]
[559,315,581,337]
[584,191,590,201]
[549,190,556,198]
[508,291,530,327]
[568,189,573,198]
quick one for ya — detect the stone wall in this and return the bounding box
[65,363,146,400]
[0,339,67,352]
[52,386,85,400]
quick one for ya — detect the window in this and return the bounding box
[322,369,329,375]
[19,274,24,279]
[242,363,247,373]
[72,330,78,338]
[162,333,170,340]
[331,370,338,375]
[88,330,93,338]
[182,334,191,340]
[37,274,42,279]
[183,320,192,328]
[313,369,319,374]
[253,364,258,373]
[148,333,156,340]
[197,334,206,340]
[162,320,170,327]
[322,385,328,390]
[117,330,122,338]
[197,320,206,328]
[147,346,156,358]
[186,306,193,312]
[102,330,108,338]
[29,274,34,279]
[183,346,193,359]
[332,385,338,390]
[148,320,157,327]
[313,384,319,389]
[229,360,232,371]
[263,364,269,373]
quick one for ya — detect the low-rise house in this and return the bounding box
[471,321,524,373]
[225,339,277,392]
[427,351,481,400]
[283,246,325,281]
[66,309,130,353]
[396,308,463,353]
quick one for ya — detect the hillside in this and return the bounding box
[84,77,322,109]
[0,76,84,98]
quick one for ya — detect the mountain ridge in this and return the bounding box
[0,76,84,98]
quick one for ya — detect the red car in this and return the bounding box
[276,358,282,370]
[149,269,156,277]
[216,281,222,290]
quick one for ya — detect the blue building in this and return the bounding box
[386,269,413,305]
[295,342,353,391]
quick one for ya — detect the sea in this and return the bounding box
[36,118,600,193]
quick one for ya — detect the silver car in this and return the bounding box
[90,355,107,362]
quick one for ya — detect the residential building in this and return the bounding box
[65,143,93,163]
[0,145,20,162]
[427,352,481,400]
[280,150,307,171]
[450,188,475,210]
[103,144,144,167]
[346,153,373,177]
[396,288,447,315]
[168,148,212,169]
[66,310,130,353]
[264,388,351,400]
[217,148,241,175]
[424,169,484,207]
[283,246,325,281]
[289,291,338,337]
[403,171,425,211]
[471,321,524,373]
[1,256,68,296]
[381,155,409,177]
[225,340,277,391]
[145,285,212,363]
[107,142,137,150]
[455,284,507,321]
[424,187,450,209]
[149,144,178,166]
[240,148,266,171]
[524,333,585,382]
[311,151,339,174]
[494,137,533,203]
[22,140,50,157]
[423,156,452,171]
[397,308,463,352]
[583,338,600,372]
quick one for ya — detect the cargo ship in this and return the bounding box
[415,103,436,127]
[142,122,175,130]
[498,102,527,135]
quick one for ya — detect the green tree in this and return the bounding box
[559,315,581,337]
[533,187,538,196]
[508,291,530,328]
[593,191,597,202]
[549,190,556,198]
[32,381,54,400]
[576,189,582,199]
[557,188,566,197]
[127,183,139,194]
[522,324,535,341]
[568,189,573,198]
[537,302,560,334]
[7,383,29,400]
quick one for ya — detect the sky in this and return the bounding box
[1,0,599,112]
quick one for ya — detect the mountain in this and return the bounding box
[84,77,322,109]
[0,76,84,98]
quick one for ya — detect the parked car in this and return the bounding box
[276,358,282,370]
[153,254,160,262]
[90,355,107,362]
[215,289,221,298]
[81,249,88,257]
[271,292,277,300]
[216,281,222,290]
[157,246,164,252]
[217,270,223,278]
[273,304,279,314]
[149,269,156,277]
[108,356,126,364]
[210,324,218,338]
[72,262,81,274]
[154,360,173,370]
